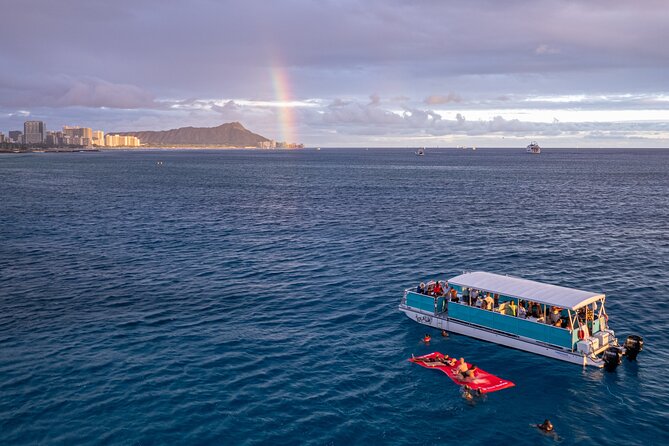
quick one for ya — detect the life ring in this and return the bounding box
[578,329,585,340]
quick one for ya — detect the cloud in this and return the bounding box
[54,78,156,109]
[1,0,668,146]
[0,75,157,109]
[424,93,462,105]
[535,44,560,55]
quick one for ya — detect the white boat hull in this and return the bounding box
[399,305,604,367]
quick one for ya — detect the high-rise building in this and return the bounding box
[104,134,140,147]
[8,131,22,143]
[92,130,104,146]
[0,132,5,143]
[45,131,61,146]
[63,126,93,146]
[24,121,45,144]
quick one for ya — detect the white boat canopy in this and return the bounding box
[448,271,605,310]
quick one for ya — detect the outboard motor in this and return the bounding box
[602,346,623,371]
[624,335,644,361]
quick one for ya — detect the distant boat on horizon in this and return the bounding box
[526,141,541,154]
[416,147,425,156]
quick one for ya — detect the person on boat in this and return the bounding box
[531,302,543,319]
[462,287,470,304]
[504,300,517,316]
[416,282,426,294]
[433,280,443,296]
[564,316,573,330]
[517,302,527,319]
[483,293,494,311]
[548,307,562,325]
[449,287,458,302]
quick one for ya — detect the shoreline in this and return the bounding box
[0,146,303,154]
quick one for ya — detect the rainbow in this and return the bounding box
[270,65,297,144]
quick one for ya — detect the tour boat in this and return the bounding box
[526,141,541,154]
[400,271,643,368]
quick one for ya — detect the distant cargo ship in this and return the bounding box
[526,141,541,154]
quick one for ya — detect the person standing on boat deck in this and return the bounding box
[449,286,458,302]
[471,289,479,306]
[517,302,527,318]
[463,287,470,304]
[483,293,494,311]
[433,280,443,296]
[504,300,517,316]
[417,282,425,294]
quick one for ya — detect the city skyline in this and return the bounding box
[1,1,668,147]
[0,121,139,147]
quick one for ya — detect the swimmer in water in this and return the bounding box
[461,385,483,401]
[533,418,560,440]
[537,419,553,432]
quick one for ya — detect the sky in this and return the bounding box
[1,0,668,147]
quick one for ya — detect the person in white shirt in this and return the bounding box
[517,302,527,318]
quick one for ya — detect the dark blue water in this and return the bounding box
[1,148,668,445]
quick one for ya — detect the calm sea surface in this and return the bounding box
[1,148,668,445]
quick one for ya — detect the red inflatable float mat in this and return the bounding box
[409,352,515,394]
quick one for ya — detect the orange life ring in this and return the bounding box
[578,329,585,340]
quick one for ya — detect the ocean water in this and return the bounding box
[1,148,667,445]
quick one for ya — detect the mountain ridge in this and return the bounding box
[117,122,270,146]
